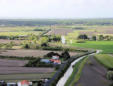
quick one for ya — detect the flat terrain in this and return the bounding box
[75,56,111,86]
[0,49,78,57]
[0,58,54,81]
[0,73,53,81]
[0,67,54,74]
[0,31,42,36]
[95,54,113,69]
[71,41,113,53]
[0,59,54,74]
[0,59,28,67]
[46,28,74,35]
[0,39,22,44]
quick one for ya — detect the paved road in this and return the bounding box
[75,55,111,86]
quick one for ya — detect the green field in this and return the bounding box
[71,41,113,54]
[0,31,42,36]
[95,54,113,69]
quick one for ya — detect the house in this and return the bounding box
[52,56,59,60]
[20,80,30,86]
[50,59,61,64]
[40,59,51,63]
[7,83,17,86]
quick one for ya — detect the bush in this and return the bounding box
[55,65,60,70]
[61,50,70,60]
[44,52,61,58]
[76,40,86,43]
[25,58,41,67]
[42,46,63,51]
[77,34,88,40]
[107,71,113,80]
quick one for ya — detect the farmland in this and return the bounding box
[46,28,74,35]
[0,19,113,85]
[0,49,79,57]
[94,54,113,69]
[0,58,55,81]
[0,73,54,82]
[71,41,113,53]
[0,31,42,36]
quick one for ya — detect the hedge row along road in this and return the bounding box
[56,50,100,86]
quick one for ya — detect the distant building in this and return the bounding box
[61,35,66,44]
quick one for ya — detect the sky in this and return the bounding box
[0,0,113,19]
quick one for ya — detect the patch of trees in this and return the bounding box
[77,34,88,40]
[0,19,113,26]
[25,50,71,68]
[44,50,70,60]
[72,27,85,30]
[33,28,45,31]
[98,35,113,41]
[0,42,15,49]
[44,52,61,58]
[48,35,61,42]
[61,50,70,60]
[77,34,113,41]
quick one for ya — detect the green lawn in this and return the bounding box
[94,54,113,69]
[71,41,113,54]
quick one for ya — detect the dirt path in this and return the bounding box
[75,55,111,86]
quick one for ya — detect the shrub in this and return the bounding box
[107,71,113,80]
[42,46,63,51]
[44,52,61,58]
[25,58,41,67]
[77,34,88,40]
[92,36,96,41]
[76,40,86,43]
[61,50,70,60]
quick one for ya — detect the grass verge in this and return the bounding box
[94,54,113,69]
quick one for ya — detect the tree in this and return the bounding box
[38,37,49,45]
[99,35,104,40]
[77,34,88,40]
[61,50,70,60]
[92,36,96,41]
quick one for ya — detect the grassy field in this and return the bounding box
[0,26,50,32]
[0,31,42,36]
[71,41,113,54]
[94,54,113,69]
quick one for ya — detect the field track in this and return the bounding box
[75,56,111,86]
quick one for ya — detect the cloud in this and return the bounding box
[0,0,113,18]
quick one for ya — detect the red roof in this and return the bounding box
[21,80,29,85]
[50,59,61,63]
